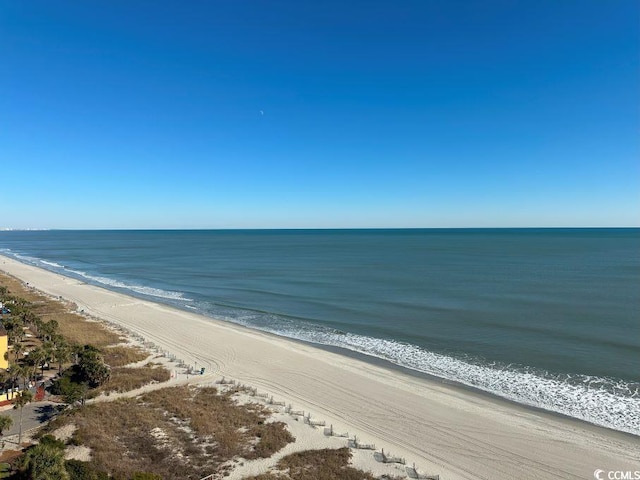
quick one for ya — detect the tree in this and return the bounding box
[13,389,33,445]
[0,368,9,390]
[27,348,46,383]
[26,344,55,383]
[31,316,44,337]
[4,316,26,348]
[40,320,59,343]
[20,442,70,480]
[0,414,13,444]
[6,364,22,398]
[53,342,71,375]
[13,344,24,362]
[78,347,109,387]
[16,363,33,390]
[62,381,88,407]
[70,344,84,365]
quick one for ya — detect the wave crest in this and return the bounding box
[1,250,192,302]
[213,309,640,436]
[65,269,193,301]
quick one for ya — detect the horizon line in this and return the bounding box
[2,226,640,232]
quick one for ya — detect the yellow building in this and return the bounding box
[0,324,8,370]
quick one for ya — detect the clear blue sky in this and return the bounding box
[1,1,638,229]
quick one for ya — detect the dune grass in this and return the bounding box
[246,447,392,480]
[101,345,149,368]
[93,364,171,396]
[44,385,294,479]
[0,271,122,347]
[1,272,168,390]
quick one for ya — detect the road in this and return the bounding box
[0,400,61,450]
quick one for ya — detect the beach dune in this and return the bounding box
[1,254,637,480]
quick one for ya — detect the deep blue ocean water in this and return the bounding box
[1,229,638,434]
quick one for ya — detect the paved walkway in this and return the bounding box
[0,400,61,451]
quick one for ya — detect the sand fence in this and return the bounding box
[374,448,405,465]
[99,319,200,379]
[405,462,440,479]
[79,317,441,480]
[348,435,376,450]
[323,424,349,438]
[202,376,445,479]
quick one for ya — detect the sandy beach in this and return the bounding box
[1,254,637,479]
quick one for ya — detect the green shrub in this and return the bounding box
[65,460,110,480]
[131,473,162,480]
[39,434,66,450]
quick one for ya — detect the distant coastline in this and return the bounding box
[2,226,640,232]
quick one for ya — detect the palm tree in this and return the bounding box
[31,316,44,338]
[5,316,26,346]
[70,343,84,365]
[11,341,24,363]
[27,347,45,383]
[19,310,35,329]
[13,389,33,445]
[40,320,59,343]
[20,442,70,480]
[0,414,13,446]
[6,364,22,398]
[42,342,55,372]
[0,369,9,391]
[52,342,71,375]
[78,348,110,387]
[17,363,32,390]
[31,344,53,378]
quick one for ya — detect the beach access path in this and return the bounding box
[1,254,638,480]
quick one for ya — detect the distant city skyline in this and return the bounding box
[1,1,638,229]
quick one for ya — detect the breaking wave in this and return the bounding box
[65,269,193,301]
[1,249,192,302]
[2,247,638,436]
[211,309,640,436]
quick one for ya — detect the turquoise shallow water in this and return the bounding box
[1,228,638,434]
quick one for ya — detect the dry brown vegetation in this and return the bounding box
[246,447,383,480]
[102,345,149,367]
[45,385,295,479]
[1,274,380,480]
[94,364,171,395]
[0,271,122,347]
[0,272,48,304]
[1,272,169,388]
[56,314,122,348]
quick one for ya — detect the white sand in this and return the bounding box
[1,254,638,479]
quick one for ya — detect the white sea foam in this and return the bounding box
[2,250,193,302]
[64,269,193,301]
[304,331,640,436]
[219,313,640,436]
[11,252,41,265]
[3,248,637,436]
[2,251,64,270]
[41,260,64,268]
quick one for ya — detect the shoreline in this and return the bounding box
[6,251,638,440]
[308,341,640,443]
[1,253,638,479]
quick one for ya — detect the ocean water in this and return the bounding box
[0,229,638,435]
